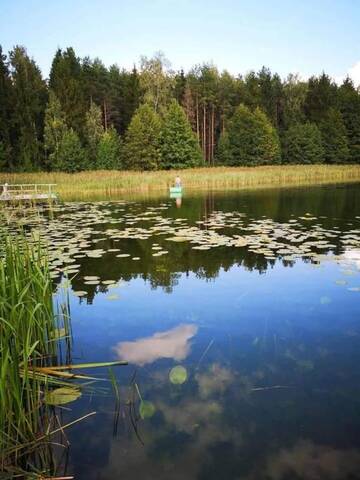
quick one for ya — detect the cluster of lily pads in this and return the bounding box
[0,202,359,295]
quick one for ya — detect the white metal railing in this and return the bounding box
[0,184,57,198]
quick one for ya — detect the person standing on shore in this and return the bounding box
[175,176,181,188]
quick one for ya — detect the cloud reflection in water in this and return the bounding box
[113,324,198,366]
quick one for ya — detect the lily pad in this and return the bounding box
[139,400,155,419]
[169,365,188,385]
[45,387,81,405]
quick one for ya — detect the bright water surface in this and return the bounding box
[14,184,360,479]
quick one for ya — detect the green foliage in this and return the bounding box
[319,108,349,164]
[0,46,13,170]
[9,46,47,171]
[216,130,232,165]
[108,65,141,135]
[338,78,360,163]
[283,123,324,164]
[55,129,86,172]
[218,104,281,166]
[49,48,86,135]
[123,104,161,170]
[44,91,67,169]
[282,74,307,130]
[139,52,174,112]
[0,141,12,170]
[96,127,121,169]
[159,100,202,169]
[84,102,104,166]
[2,44,360,173]
[304,73,338,124]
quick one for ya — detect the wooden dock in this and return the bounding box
[0,184,58,202]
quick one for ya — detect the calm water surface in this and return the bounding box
[28,185,360,478]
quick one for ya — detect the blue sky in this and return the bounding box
[1,0,360,83]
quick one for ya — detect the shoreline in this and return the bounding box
[1,165,360,201]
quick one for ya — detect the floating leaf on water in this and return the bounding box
[139,400,155,419]
[132,257,140,260]
[169,365,188,385]
[116,253,131,258]
[83,276,100,281]
[45,387,81,405]
[84,280,100,285]
[166,236,190,242]
[348,287,360,292]
[102,280,116,285]
[73,290,88,297]
[335,280,347,285]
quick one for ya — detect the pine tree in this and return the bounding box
[9,46,47,171]
[218,104,281,166]
[159,100,202,169]
[0,46,13,170]
[123,104,161,170]
[56,129,86,172]
[319,108,349,164]
[97,127,121,170]
[84,102,104,167]
[44,91,67,169]
[283,123,324,164]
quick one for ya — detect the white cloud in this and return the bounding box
[336,61,360,87]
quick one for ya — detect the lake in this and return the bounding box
[3,183,360,479]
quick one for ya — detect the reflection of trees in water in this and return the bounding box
[60,184,360,301]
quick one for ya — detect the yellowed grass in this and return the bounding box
[1,165,360,200]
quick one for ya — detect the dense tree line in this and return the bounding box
[1,45,360,172]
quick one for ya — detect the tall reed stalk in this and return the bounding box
[0,237,68,477]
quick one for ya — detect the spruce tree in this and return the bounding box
[159,100,202,169]
[49,48,86,135]
[122,104,161,170]
[84,102,104,167]
[304,73,338,124]
[97,127,121,169]
[283,123,324,164]
[319,108,349,164]
[338,78,360,163]
[218,104,281,166]
[9,46,47,171]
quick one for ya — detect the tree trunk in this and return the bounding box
[196,94,200,145]
[203,103,206,163]
[211,104,215,165]
[104,100,108,131]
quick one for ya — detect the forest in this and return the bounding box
[1,45,360,172]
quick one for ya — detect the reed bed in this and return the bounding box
[0,238,70,478]
[1,165,360,201]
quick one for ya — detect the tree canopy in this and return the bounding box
[1,44,360,172]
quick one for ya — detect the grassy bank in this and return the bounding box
[1,165,360,200]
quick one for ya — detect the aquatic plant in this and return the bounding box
[0,237,127,477]
[1,165,360,201]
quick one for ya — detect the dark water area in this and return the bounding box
[7,183,360,479]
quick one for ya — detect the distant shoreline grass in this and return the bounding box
[1,165,360,200]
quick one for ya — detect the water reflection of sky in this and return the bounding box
[59,186,360,480]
